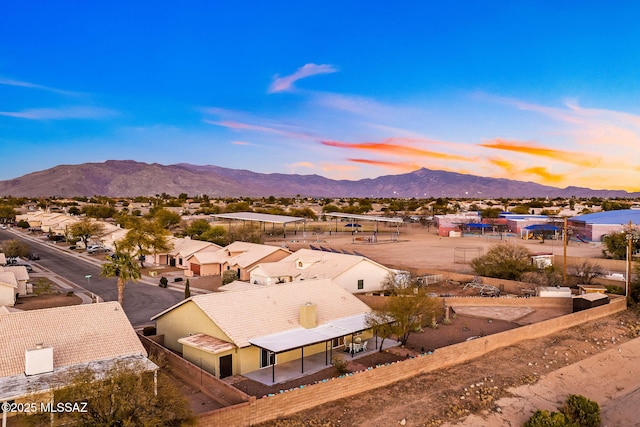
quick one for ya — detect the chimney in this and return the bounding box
[299,302,317,329]
[25,344,54,376]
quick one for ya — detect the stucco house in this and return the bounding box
[0,266,30,296]
[151,236,220,269]
[249,248,396,293]
[186,241,290,279]
[151,279,373,379]
[0,302,157,424]
[0,272,18,306]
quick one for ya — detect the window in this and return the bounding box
[357,279,364,290]
[260,349,276,368]
[331,337,344,348]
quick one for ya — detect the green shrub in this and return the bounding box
[562,394,601,427]
[524,394,599,427]
[142,326,157,336]
[159,276,168,288]
[524,410,576,427]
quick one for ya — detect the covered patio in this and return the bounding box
[243,337,400,386]
[246,313,398,385]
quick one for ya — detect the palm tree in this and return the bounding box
[100,251,141,306]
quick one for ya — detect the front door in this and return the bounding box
[219,354,233,378]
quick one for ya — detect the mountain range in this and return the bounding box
[0,160,637,199]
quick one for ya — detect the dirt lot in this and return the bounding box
[14,292,83,310]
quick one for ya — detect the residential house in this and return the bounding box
[249,248,396,293]
[186,241,290,279]
[0,272,18,306]
[152,279,373,379]
[151,237,220,269]
[0,302,157,424]
[40,213,77,236]
[0,266,30,296]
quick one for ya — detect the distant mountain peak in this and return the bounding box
[0,160,636,199]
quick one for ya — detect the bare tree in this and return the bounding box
[572,260,605,285]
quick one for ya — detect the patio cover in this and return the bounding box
[210,212,306,224]
[249,313,369,354]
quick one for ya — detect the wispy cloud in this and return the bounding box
[0,77,83,97]
[231,140,255,146]
[522,166,564,183]
[480,138,601,167]
[347,158,421,172]
[268,63,338,93]
[0,106,117,120]
[204,119,310,139]
[321,139,474,162]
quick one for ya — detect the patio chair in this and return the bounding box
[361,341,368,352]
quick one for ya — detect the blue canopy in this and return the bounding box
[524,224,561,231]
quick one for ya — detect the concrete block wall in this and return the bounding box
[137,334,249,407]
[196,297,626,425]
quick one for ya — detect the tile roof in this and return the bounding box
[178,333,236,354]
[0,272,18,288]
[189,242,290,268]
[170,237,220,257]
[0,266,29,282]
[153,279,371,348]
[251,248,392,281]
[0,302,146,377]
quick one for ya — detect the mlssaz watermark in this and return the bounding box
[1,401,88,413]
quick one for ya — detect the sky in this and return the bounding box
[2,2,640,192]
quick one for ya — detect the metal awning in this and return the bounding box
[249,313,369,353]
[325,213,403,223]
[210,212,306,224]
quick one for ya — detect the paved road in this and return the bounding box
[0,229,184,326]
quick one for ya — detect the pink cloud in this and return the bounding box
[268,63,338,93]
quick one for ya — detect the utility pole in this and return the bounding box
[563,217,568,286]
[626,220,633,299]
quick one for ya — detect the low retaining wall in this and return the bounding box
[446,296,573,309]
[196,297,626,425]
[137,334,251,409]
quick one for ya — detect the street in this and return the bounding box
[0,229,184,325]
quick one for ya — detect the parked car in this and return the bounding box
[28,253,40,260]
[88,247,111,255]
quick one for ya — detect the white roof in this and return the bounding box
[211,211,306,224]
[152,279,371,348]
[250,313,370,353]
[0,302,147,378]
